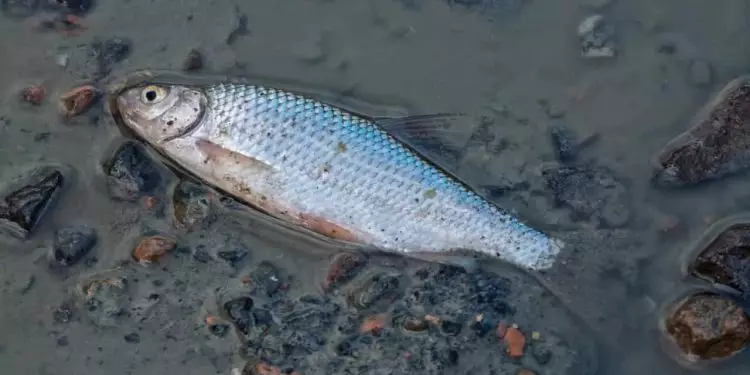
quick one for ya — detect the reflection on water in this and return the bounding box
[0,0,750,374]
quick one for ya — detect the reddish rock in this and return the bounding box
[59,85,98,117]
[22,85,45,105]
[665,293,750,361]
[323,252,367,290]
[132,236,176,263]
[654,76,750,186]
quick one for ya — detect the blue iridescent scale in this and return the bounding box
[198,83,561,270]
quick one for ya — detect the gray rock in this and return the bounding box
[578,14,616,58]
[53,226,97,266]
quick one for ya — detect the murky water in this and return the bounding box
[2,0,750,374]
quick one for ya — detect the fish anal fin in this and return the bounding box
[298,213,360,243]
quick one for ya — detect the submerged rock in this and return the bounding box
[542,163,630,227]
[665,292,750,362]
[104,141,161,201]
[172,179,213,229]
[0,166,64,239]
[323,252,368,291]
[688,223,750,298]
[654,76,750,186]
[53,226,97,266]
[578,14,615,58]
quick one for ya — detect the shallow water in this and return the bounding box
[2,0,750,374]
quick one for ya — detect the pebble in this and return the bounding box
[665,292,750,362]
[59,85,98,117]
[348,272,402,310]
[52,226,97,266]
[132,235,176,263]
[172,180,213,229]
[123,332,140,343]
[182,48,203,72]
[687,59,714,88]
[249,261,283,297]
[104,141,161,201]
[654,75,750,186]
[223,296,254,334]
[22,84,45,105]
[0,166,64,239]
[577,14,616,58]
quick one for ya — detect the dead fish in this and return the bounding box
[111,76,564,271]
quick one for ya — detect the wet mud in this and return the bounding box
[2,0,750,375]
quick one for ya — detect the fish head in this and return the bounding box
[115,84,206,144]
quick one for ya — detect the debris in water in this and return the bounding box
[132,235,176,263]
[0,166,64,239]
[22,84,45,105]
[654,76,750,186]
[52,226,97,266]
[104,141,161,201]
[59,85,98,117]
[578,14,615,58]
[665,292,750,362]
[688,223,750,298]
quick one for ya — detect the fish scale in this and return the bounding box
[192,82,559,269]
[117,80,563,271]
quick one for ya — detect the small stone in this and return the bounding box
[59,85,98,117]
[209,323,230,337]
[223,297,254,334]
[123,332,140,343]
[348,272,401,310]
[665,292,750,361]
[217,249,248,267]
[0,167,64,239]
[687,59,714,88]
[532,343,552,365]
[182,49,203,72]
[172,180,212,228]
[104,141,161,201]
[132,236,176,263]
[549,124,579,163]
[22,84,45,105]
[53,304,74,323]
[249,261,283,297]
[578,14,616,58]
[52,226,96,266]
[56,336,69,346]
[324,252,367,290]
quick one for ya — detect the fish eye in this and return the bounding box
[140,85,167,104]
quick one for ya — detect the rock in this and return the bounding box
[223,296,254,334]
[549,124,580,163]
[123,332,140,343]
[249,261,283,297]
[132,235,176,263]
[58,85,98,117]
[182,49,203,72]
[687,59,714,88]
[323,252,367,290]
[688,223,750,298]
[577,14,615,58]
[21,84,45,105]
[52,226,96,266]
[348,272,402,310]
[79,276,130,327]
[92,37,131,77]
[0,166,64,239]
[172,179,213,229]
[654,76,750,186]
[104,141,161,201]
[53,303,74,323]
[217,248,249,268]
[665,292,750,362]
[1,0,39,19]
[541,163,630,227]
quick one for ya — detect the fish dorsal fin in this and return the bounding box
[372,113,475,172]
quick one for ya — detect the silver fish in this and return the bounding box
[111,75,564,271]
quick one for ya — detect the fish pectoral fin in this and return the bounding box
[372,113,475,171]
[195,138,273,172]
[298,213,360,243]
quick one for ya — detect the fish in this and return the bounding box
[109,72,564,272]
